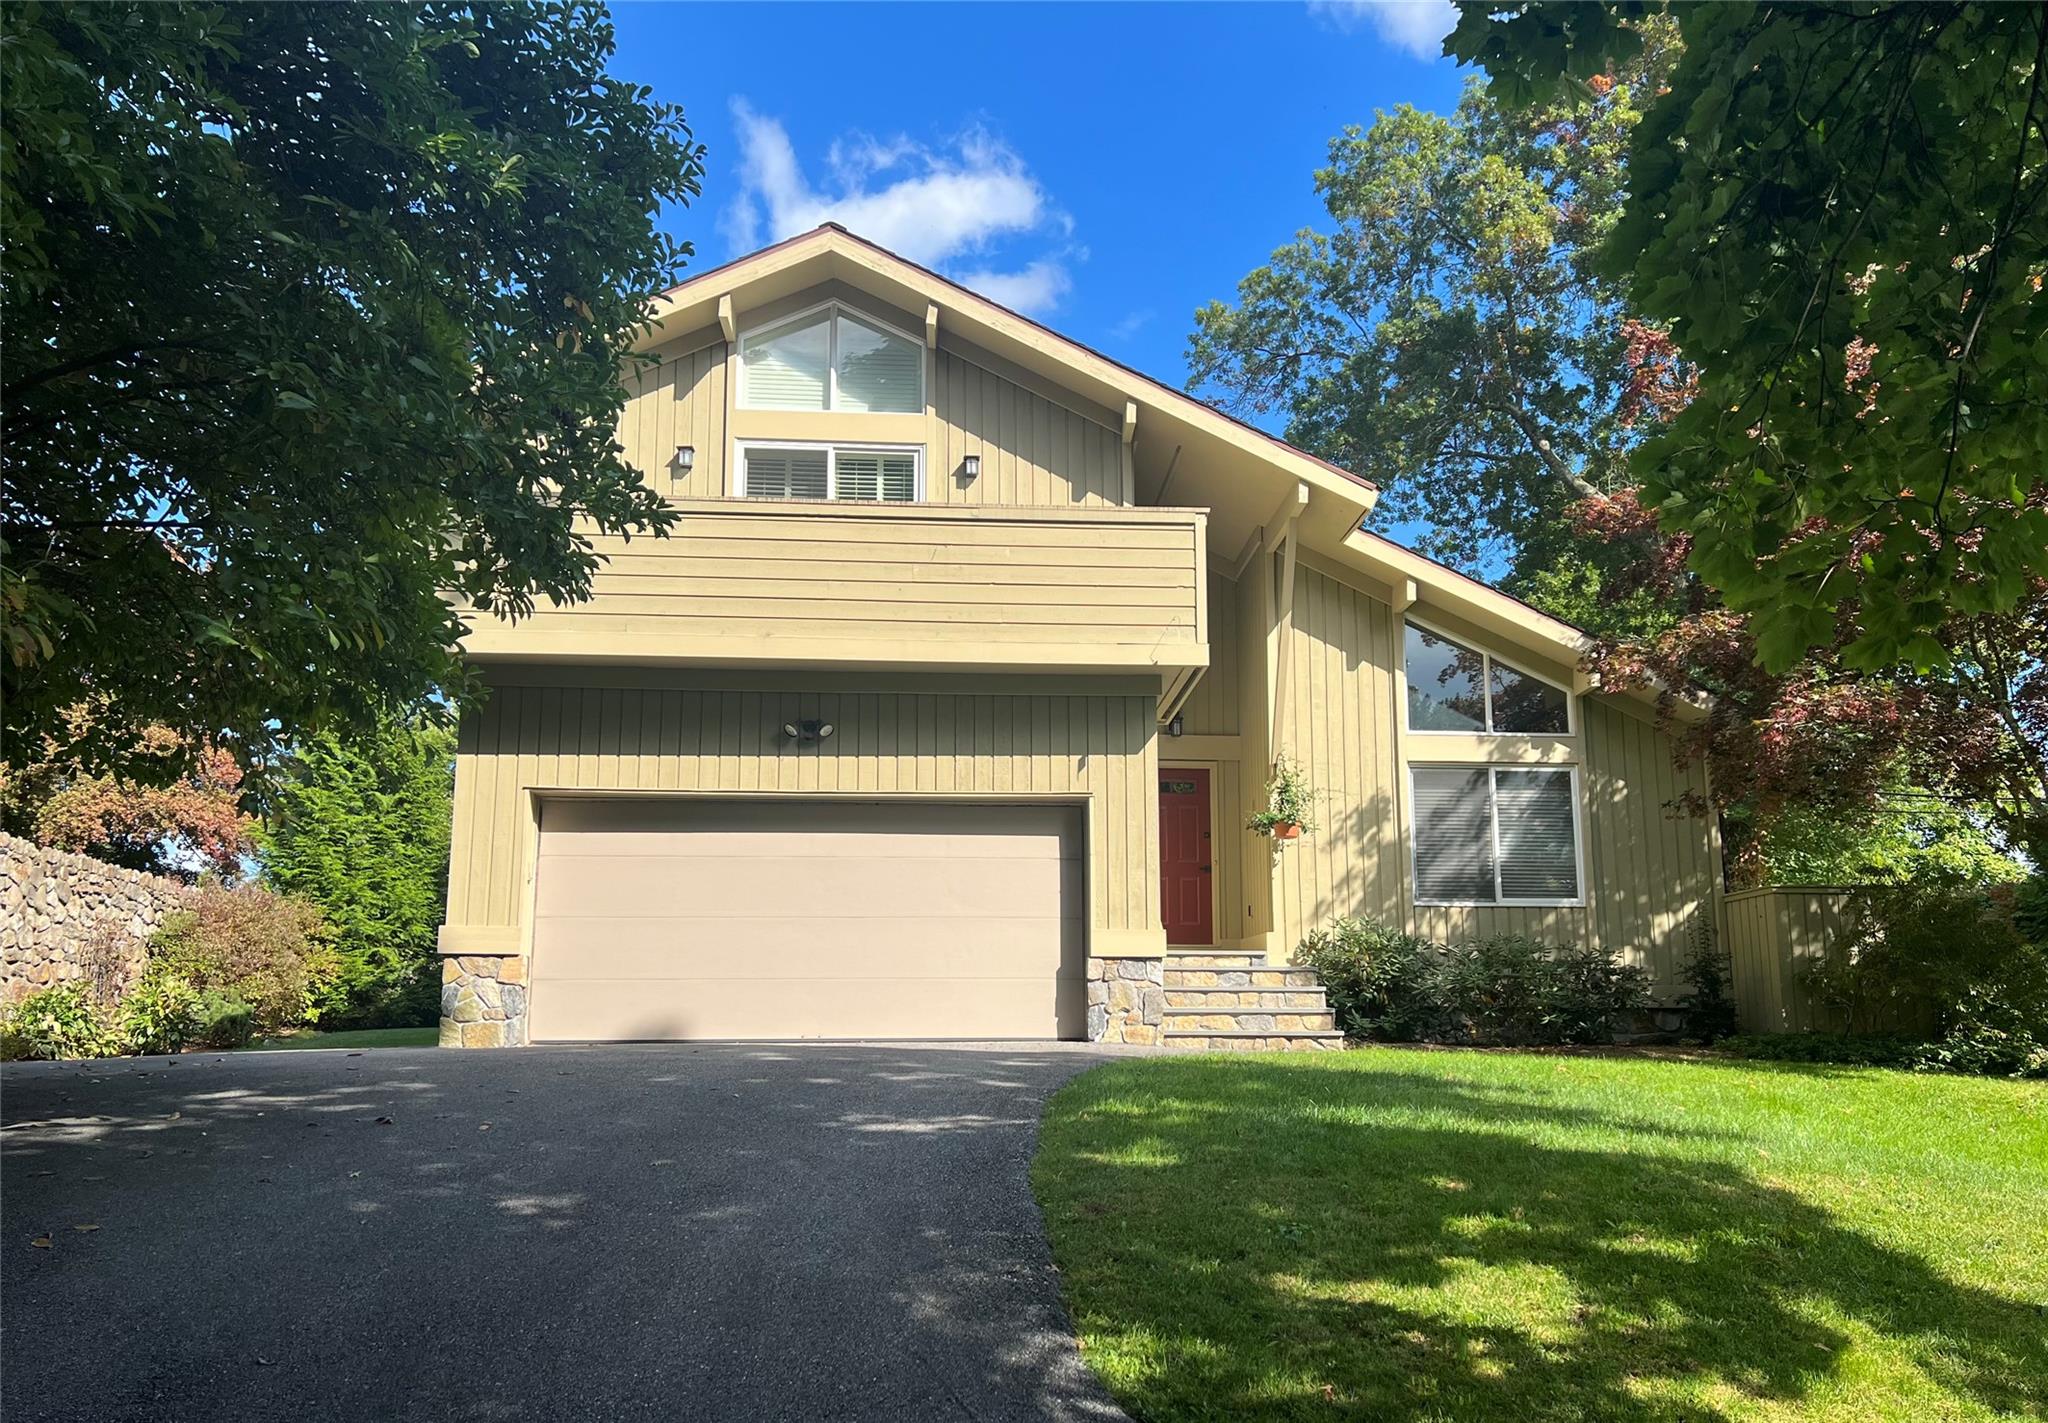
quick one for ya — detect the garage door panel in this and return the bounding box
[535,854,1080,921]
[530,799,1086,1041]
[531,975,1086,1042]
[543,797,1074,842]
[546,826,1080,861]
[532,916,1087,979]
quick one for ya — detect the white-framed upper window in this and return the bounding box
[736,440,921,503]
[1405,620,1572,735]
[1409,764,1583,906]
[737,302,924,413]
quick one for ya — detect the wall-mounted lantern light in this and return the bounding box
[673,444,696,474]
[1166,714,1185,738]
[961,453,981,480]
[782,719,836,743]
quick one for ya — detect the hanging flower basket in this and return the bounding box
[1246,755,1320,841]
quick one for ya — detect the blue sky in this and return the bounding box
[607,1,1467,433]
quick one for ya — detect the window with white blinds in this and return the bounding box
[739,443,920,502]
[1410,765,1581,905]
[738,304,923,413]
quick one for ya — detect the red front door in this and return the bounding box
[1159,768,1214,946]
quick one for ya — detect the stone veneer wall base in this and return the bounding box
[440,954,529,1048]
[1086,955,1166,1045]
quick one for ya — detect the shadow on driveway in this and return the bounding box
[3,1042,1132,1422]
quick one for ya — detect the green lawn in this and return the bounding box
[243,1026,439,1051]
[1033,1049,2048,1423]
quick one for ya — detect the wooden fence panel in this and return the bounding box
[1724,886,1858,1034]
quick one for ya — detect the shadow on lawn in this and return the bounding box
[1037,1060,2047,1422]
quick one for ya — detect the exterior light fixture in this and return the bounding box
[1166,714,1185,738]
[673,444,696,473]
[782,719,836,743]
[961,453,981,480]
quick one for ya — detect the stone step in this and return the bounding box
[1162,951,1268,969]
[1162,1009,1337,1033]
[1164,967,1318,989]
[1162,1030,1346,1052]
[1162,985,1328,1011]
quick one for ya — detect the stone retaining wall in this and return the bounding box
[1,833,195,1002]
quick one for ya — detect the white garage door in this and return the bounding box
[530,798,1086,1041]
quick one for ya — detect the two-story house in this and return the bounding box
[437,224,1719,1049]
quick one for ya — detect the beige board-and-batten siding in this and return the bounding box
[1268,561,1717,994]
[458,502,1206,675]
[443,677,1164,956]
[617,293,1131,509]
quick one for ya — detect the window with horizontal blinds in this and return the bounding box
[738,303,924,413]
[741,445,829,500]
[1411,766,1580,904]
[1494,769,1579,900]
[833,450,917,502]
[1411,768,1495,903]
[834,314,922,413]
[738,443,919,502]
[739,313,830,410]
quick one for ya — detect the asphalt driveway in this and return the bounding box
[2,1042,1130,1422]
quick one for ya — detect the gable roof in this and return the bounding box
[643,223,1377,512]
[649,224,1691,716]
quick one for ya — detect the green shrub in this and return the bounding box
[1424,934,1652,1045]
[1802,880,2048,1075]
[1721,1033,1925,1069]
[1296,918,1440,1040]
[1294,920,1651,1046]
[262,714,453,1028]
[150,884,337,1036]
[118,962,203,1054]
[193,991,254,1049]
[1674,916,1738,1043]
[0,984,124,1061]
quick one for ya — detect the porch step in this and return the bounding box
[1162,1029,1346,1052]
[1162,1008,1337,1033]
[1162,950,1269,969]
[1164,967,1319,989]
[1162,984,1328,1011]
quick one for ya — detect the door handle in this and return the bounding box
[1200,865,1212,873]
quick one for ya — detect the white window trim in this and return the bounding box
[735,299,927,413]
[1407,762,1586,908]
[1403,614,1576,738]
[733,438,926,502]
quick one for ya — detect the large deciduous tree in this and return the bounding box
[1,2,705,776]
[1187,24,1681,571]
[1448,1,2048,673]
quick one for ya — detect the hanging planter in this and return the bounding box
[1246,754,1320,841]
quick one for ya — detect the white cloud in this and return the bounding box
[1307,0,1457,61]
[1108,309,1155,341]
[953,259,1074,315]
[723,101,1075,313]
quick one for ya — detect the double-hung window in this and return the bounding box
[1405,622,1570,735]
[738,304,924,413]
[1410,765,1582,905]
[737,442,920,503]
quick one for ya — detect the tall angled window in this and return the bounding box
[738,304,923,413]
[1405,622,1569,735]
